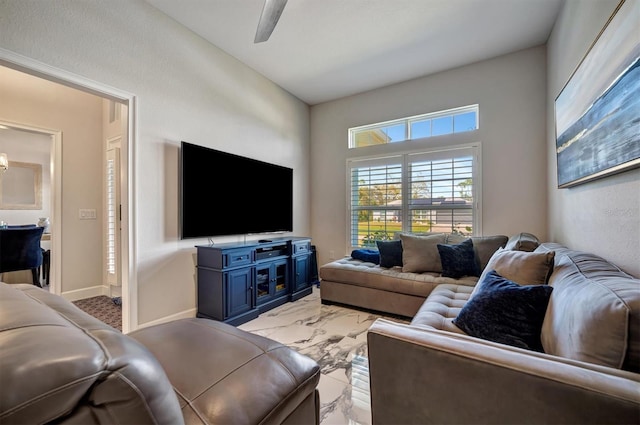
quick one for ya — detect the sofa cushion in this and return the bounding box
[437,238,479,278]
[319,257,478,298]
[479,248,555,287]
[537,243,640,372]
[376,240,403,268]
[505,232,540,252]
[411,283,473,334]
[400,233,447,273]
[393,231,444,240]
[453,270,553,352]
[129,318,320,424]
[446,234,508,272]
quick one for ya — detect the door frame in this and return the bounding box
[0,47,139,333]
[0,120,61,294]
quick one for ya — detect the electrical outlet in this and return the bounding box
[329,250,335,259]
[79,209,97,220]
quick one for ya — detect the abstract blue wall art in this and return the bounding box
[555,0,640,188]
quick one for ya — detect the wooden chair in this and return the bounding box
[0,227,45,287]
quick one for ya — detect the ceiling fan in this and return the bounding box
[254,0,288,43]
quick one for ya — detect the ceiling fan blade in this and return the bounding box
[254,0,288,43]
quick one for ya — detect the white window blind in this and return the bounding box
[349,155,403,247]
[105,148,121,286]
[106,156,117,275]
[348,145,479,248]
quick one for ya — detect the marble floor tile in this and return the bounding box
[238,287,408,425]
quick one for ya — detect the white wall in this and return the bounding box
[0,67,104,292]
[310,46,548,267]
[0,0,310,326]
[547,0,640,277]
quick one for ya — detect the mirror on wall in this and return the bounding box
[0,161,42,209]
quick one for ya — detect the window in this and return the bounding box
[348,145,479,248]
[349,105,478,148]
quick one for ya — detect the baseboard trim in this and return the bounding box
[61,285,110,302]
[136,308,197,330]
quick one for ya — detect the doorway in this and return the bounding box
[0,123,60,293]
[0,48,137,333]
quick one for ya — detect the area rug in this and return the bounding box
[72,295,122,332]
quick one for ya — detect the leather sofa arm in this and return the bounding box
[367,318,640,425]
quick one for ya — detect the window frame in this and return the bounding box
[348,104,479,148]
[345,143,482,252]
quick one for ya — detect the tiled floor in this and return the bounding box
[238,287,408,425]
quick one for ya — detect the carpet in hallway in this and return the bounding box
[73,295,122,332]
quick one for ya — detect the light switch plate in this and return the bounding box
[79,209,97,220]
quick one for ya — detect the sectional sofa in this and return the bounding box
[319,233,640,423]
[319,232,512,317]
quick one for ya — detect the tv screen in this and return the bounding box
[180,141,293,239]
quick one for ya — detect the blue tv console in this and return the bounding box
[195,237,313,326]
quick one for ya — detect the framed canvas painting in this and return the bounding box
[554,0,640,188]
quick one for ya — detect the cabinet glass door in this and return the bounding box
[256,265,271,303]
[273,261,288,296]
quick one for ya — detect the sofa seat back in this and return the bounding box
[0,283,184,424]
[537,243,640,372]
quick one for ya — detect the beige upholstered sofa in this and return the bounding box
[0,282,320,424]
[320,234,640,424]
[319,232,511,317]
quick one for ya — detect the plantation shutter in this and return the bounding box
[406,147,475,236]
[348,155,403,248]
[348,146,478,249]
[106,148,121,286]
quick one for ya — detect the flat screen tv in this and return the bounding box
[180,141,293,239]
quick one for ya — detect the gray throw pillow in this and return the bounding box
[469,247,556,301]
[400,233,447,273]
[505,232,540,252]
[482,248,556,286]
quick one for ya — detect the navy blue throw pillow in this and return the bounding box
[453,270,553,352]
[350,249,380,264]
[376,240,403,268]
[437,238,479,278]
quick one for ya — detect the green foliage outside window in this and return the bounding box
[362,230,393,247]
[452,223,473,236]
[458,178,473,199]
[358,211,372,221]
